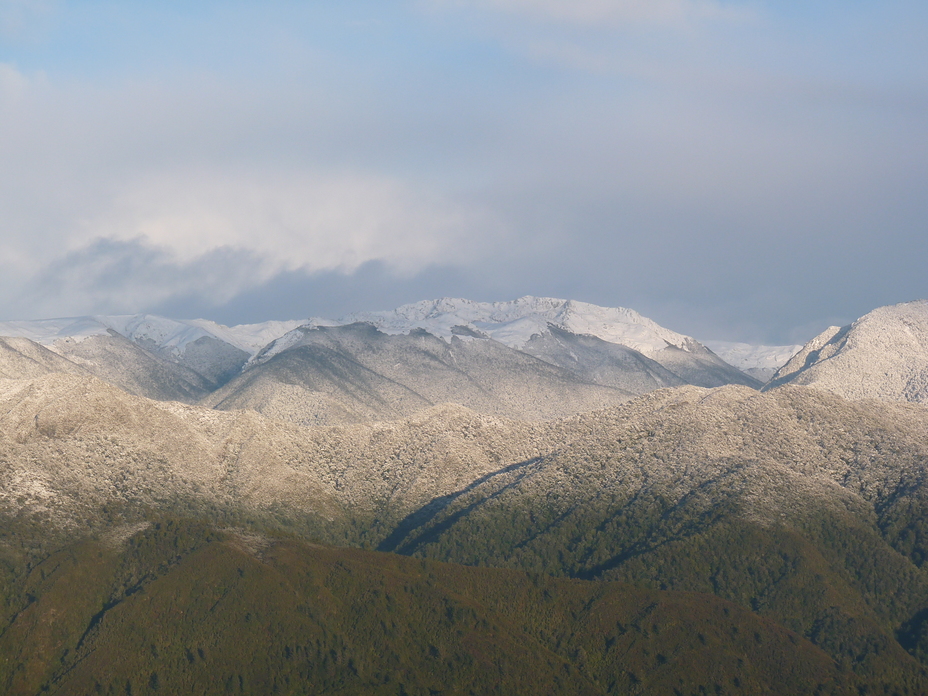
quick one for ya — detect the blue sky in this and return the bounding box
[1,0,926,343]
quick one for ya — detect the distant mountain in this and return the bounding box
[334,296,694,353]
[304,296,761,390]
[0,314,305,356]
[203,322,634,424]
[0,300,764,421]
[765,300,928,402]
[0,314,306,402]
[213,297,760,425]
[702,340,802,382]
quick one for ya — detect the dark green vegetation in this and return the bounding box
[0,519,870,695]
[377,388,928,692]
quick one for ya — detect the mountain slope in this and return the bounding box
[379,384,928,681]
[0,314,303,358]
[0,300,763,418]
[0,522,856,696]
[294,296,762,391]
[0,372,557,540]
[206,323,634,424]
[0,337,86,380]
[4,367,928,684]
[49,332,218,402]
[0,314,301,394]
[766,300,928,402]
[518,324,688,393]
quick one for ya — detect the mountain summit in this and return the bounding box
[215,296,760,424]
[765,300,928,403]
[333,296,697,355]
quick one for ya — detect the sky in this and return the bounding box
[0,0,926,344]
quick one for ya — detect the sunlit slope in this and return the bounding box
[767,300,928,402]
[205,323,634,424]
[0,336,86,380]
[0,372,553,540]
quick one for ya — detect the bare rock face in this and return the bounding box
[766,300,928,403]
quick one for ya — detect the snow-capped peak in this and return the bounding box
[293,296,698,356]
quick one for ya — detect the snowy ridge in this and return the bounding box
[766,300,928,403]
[294,296,697,356]
[0,300,800,379]
[0,317,114,345]
[703,341,802,373]
[99,315,221,355]
[182,318,308,354]
[0,315,308,357]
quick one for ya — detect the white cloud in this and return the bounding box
[81,168,499,278]
[0,61,29,101]
[0,63,506,305]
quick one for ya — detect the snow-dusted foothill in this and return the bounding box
[765,300,928,403]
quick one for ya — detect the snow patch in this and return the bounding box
[702,340,802,372]
[301,296,697,356]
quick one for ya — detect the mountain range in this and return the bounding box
[2,297,928,694]
[0,297,774,424]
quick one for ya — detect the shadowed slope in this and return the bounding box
[381,385,928,684]
[50,332,217,402]
[0,521,854,696]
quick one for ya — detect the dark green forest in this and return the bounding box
[0,517,895,695]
